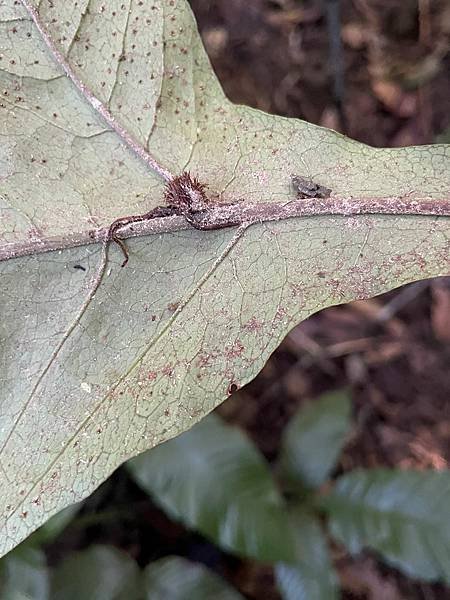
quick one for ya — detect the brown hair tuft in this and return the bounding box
[164,172,209,213]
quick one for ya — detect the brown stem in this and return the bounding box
[1,195,449,263]
[19,0,174,183]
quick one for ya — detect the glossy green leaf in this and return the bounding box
[51,545,139,600]
[128,414,295,563]
[0,546,49,600]
[280,390,352,489]
[143,556,244,600]
[1,0,449,556]
[323,469,450,584]
[275,509,339,600]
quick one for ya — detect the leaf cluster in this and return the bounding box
[127,391,450,597]
[2,391,449,599]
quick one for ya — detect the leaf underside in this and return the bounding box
[0,0,449,556]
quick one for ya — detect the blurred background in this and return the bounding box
[195,0,450,145]
[2,1,450,599]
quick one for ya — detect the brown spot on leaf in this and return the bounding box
[244,316,263,332]
[225,340,244,359]
[161,364,173,377]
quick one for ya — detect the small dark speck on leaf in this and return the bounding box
[73,264,86,272]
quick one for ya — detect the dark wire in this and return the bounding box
[324,0,348,132]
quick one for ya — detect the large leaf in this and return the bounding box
[322,469,450,584]
[143,556,245,600]
[128,414,295,563]
[51,545,139,600]
[0,0,449,556]
[275,509,339,600]
[279,390,352,489]
[0,545,49,600]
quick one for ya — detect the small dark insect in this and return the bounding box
[291,174,331,199]
[73,264,86,271]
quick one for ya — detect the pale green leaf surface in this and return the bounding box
[128,414,295,562]
[0,0,449,556]
[280,390,352,489]
[275,509,339,600]
[323,469,450,584]
[143,556,245,600]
